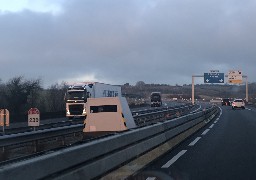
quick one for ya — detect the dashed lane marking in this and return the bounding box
[209,124,214,129]
[201,129,210,135]
[219,107,223,116]
[188,137,201,146]
[161,150,187,168]
[146,177,156,180]
[190,105,202,113]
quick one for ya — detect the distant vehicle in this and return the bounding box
[222,98,231,106]
[172,98,178,101]
[210,99,222,105]
[83,97,136,136]
[64,82,121,119]
[150,92,162,107]
[232,99,245,109]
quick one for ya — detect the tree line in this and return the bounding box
[0,76,67,122]
[1,77,255,123]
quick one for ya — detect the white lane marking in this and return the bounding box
[219,107,223,116]
[201,129,210,135]
[214,120,217,123]
[188,137,201,146]
[146,177,156,180]
[246,108,251,111]
[214,107,222,122]
[209,124,214,129]
[190,105,202,113]
[161,150,187,168]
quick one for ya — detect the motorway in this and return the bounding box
[128,105,256,180]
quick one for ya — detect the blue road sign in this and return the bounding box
[204,73,224,83]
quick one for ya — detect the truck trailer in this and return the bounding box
[64,82,121,119]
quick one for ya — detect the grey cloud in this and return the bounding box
[0,0,255,87]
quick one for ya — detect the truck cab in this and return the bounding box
[65,84,91,119]
[150,92,162,107]
[65,82,122,119]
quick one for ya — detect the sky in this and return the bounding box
[0,0,255,87]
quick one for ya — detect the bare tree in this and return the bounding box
[5,76,42,121]
[0,79,7,108]
[135,81,145,87]
[45,82,67,112]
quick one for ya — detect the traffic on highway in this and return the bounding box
[127,105,256,180]
[1,1,256,180]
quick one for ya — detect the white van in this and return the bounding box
[232,99,245,109]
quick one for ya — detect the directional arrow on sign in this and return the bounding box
[204,73,225,84]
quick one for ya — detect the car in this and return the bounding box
[232,99,245,109]
[222,98,231,106]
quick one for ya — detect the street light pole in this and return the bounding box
[192,76,194,105]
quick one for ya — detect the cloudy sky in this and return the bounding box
[0,0,255,87]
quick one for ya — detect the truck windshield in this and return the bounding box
[66,91,86,100]
[152,95,160,99]
[151,94,161,101]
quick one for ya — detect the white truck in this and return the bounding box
[64,82,121,119]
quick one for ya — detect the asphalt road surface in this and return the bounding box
[128,105,256,180]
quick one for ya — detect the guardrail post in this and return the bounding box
[203,108,208,123]
[62,136,66,146]
[34,140,38,153]
[2,126,4,135]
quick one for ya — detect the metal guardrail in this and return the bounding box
[0,104,195,148]
[131,104,188,116]
[134,104,195,126]
[2,118,83,135]
[0,124,83,147]
[0,106,219,180]
[3,104,191,135]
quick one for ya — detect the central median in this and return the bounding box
[0,105,219,180]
